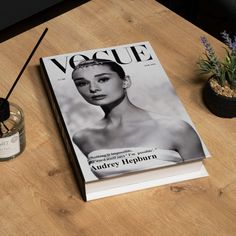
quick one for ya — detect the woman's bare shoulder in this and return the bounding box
[148,113,189,129]
[73,128,89,141]
[72,120,105,144]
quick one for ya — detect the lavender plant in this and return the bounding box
[198,31,236,90]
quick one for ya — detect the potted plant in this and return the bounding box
[198,31,236,118]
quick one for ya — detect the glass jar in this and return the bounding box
[0,101,26,161]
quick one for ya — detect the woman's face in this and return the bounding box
[72,65,125,106]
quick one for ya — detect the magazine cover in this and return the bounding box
[40,42,209,183]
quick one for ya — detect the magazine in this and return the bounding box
[40,42,209,201]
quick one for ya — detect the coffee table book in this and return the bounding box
[40,42,209,201]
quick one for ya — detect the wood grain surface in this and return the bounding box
[0,0,235,235]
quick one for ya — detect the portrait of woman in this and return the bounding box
[71,58,205,178]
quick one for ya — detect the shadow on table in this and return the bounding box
[0,0,89,43]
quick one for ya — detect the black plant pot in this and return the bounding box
[203,80,236,118]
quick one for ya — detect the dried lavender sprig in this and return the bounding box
[200,36,215,58]
[200,36,222,78]
[221,31,236,53]
[200,37,219,64]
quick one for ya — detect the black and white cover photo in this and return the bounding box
[41,42,209,182]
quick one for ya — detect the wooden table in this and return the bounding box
[0,0,235,235]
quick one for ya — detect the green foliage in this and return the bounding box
[224,51,236,88]
[198,32,236,89]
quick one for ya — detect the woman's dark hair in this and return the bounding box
[73,58,126,80]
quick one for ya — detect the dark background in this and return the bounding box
[157,0,236,41]
[0,0,63,31]
[0,0,235,43]
[0,0,88,42]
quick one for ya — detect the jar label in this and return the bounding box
[0,132,20,158]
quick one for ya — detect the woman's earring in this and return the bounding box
[122,76,131,89]
[122,81,129,88]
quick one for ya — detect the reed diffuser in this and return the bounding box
[0,28,48,161]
